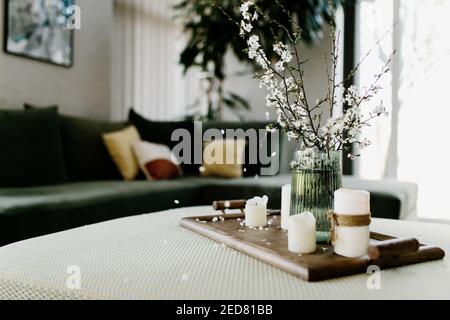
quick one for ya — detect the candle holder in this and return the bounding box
[290,149,342,240]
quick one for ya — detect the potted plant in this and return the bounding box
[175,0,345,120]
[237,0,392,234]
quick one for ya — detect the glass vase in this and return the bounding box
[290,149,342,238]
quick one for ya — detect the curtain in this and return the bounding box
[111,0,200,121]
[355,0,450,220]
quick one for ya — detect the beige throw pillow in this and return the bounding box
[103,126,141,181]
[201,139,246,179]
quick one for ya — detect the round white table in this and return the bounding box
[0,206,449,300]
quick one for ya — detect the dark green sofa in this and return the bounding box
[0,108,417,247]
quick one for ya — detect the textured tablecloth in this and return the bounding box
[0,206,449,300]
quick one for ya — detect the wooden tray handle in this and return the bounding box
[213,200,247,211]
[368,238,420,260]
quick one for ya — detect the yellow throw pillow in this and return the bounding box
[103,126,141,181]
[202,139,246,179]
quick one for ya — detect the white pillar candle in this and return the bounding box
[288,212,316,254]
[333,188,371,258]
[245,196,268,228]
[281,184,291,230]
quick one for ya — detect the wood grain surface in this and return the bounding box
[180,212,445,282]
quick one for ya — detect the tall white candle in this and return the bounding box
[333,189,371,258]
[288,212,316,254]
[281,184,291,230]
[245,196,268,228]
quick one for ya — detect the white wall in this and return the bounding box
[0,0,113,120]
[0,0,339,123]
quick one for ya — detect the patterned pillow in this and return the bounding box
[133,141,182,180]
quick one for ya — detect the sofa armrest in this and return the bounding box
[343,176,418,220]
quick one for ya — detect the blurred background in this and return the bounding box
[1,0,449,221]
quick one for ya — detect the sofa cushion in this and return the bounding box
[186,176,287,209]
[129,109,199,175]
[0,175,416,246]
[25,104,129,181]
[183,175,408,220]
[202,121,278,177]
[61,116,130,181]
[103,126,141,181]
[201,139,246,179]
[0,108,68,187]
[0,181,203,246]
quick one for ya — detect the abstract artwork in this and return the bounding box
[3,0,74,67]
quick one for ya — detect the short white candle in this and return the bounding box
[333,188,371,258]
[245,196,268,228]
[281,184,291,230]
[288,212,316,254]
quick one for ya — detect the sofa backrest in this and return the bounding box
[129,109,282,177]
[0,107,68,187]
[24,104,130,182]
[58,115,129,181]
[21,105,284,181]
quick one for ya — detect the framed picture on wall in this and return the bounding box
[3,0,75,67]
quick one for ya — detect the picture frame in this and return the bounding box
[3,0,75,68]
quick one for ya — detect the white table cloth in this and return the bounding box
[0,206,449,300]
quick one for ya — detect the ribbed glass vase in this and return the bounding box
[290,150,342,235]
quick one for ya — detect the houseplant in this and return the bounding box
[174,0,346,120]
[238,0,392,233]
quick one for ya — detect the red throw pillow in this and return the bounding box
[144,159,180,180]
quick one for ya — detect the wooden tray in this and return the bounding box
[180,211,446,282]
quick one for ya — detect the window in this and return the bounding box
[355,0,450,220]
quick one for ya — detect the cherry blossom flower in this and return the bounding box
[237,1,391,157]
